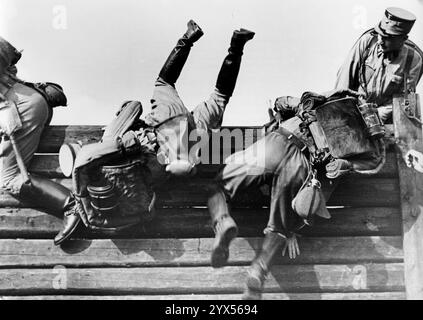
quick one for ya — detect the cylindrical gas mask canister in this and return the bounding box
[87,182,118,215]
[357,103,385,139]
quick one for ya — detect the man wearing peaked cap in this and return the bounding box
[375,7,416,36]
[335,7,423,124]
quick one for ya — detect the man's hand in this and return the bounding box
[325,158,353,179]
[282,234,300,259]
[405,149,423,173]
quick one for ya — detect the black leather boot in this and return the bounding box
[208,185,238,268]
[242,232,284,300]
[53,202,81,246]
[19,175,81,245]
[158,19,204,86]
[215,28,255,97]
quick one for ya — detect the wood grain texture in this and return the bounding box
[28,150,399,179]
[0,263,404,295]
[36,125,395,152]
[0,177,400,208]
[0,292,406,300]
[393,94,423,299]
[0,236,403,268]
[0,207,401,239]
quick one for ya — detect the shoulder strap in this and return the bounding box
[404,39,423,82]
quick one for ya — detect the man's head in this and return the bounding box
[375,7,416,54]
[0,37,21,72]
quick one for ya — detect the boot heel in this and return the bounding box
[211,217,238,268]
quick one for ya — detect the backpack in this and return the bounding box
[70,101,157,232]
[294,90,386,176]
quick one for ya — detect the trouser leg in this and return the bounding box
[158,19,203,87]
[208,132,281,268]
[1,83,49,192]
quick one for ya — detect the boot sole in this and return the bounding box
[54,217,81,246]
[246,274,263,292]
[211,224,238,268]
[241,288,263,300]
[243,275,264,300]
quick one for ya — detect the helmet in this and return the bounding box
[39,82,67,107]
[0,37,21,69]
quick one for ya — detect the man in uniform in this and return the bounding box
[54,20,255,245]
[207,89,386,299]
[335,7,423,123]
[0,37,71,225]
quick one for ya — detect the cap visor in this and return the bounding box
[375,22,404,36]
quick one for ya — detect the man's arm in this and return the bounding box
[406,47,423,91]
[334,33,374,91]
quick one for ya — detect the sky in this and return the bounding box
[1,0,422,125]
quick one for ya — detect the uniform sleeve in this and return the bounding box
[406,49,423,91]
[334,33,374,91]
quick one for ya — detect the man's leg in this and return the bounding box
[243,232,284,300]
[158,20,203,87]
[0,83,79,246]
[208,184,238,268]
[209,133,283,268]
[144,20,203,135]
[243,134,309,300]
[1,83,49,192]
[192,28,255,131]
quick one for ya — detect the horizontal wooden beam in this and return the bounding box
[0,263,404,295]
[37,125,395,153]
[37,125,265,153]
[0,236,403,268]
[0,292,406,300]
[0,207,401,239]
[29,150,399,179]
[0,177,400,208]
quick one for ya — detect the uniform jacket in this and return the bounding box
[335,29,423,106]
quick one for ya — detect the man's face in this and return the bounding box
[377,34,407,53]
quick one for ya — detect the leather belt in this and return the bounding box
[277,127,310,159]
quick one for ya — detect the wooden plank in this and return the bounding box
[0,177,400,208]
[0,292,406,300]
[0,263,404,295]
[37,125,104,153]
[0,207,401,239]
[37,125,395,152]
[393,94,423,299]
[0,236,403,268]
[29,149,399,179]
[37,126,265,153]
